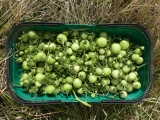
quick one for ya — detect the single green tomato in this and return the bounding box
[111,70,119,79]
[73,78,82,88]
[56,34,68,44]
[119,40,130,50]
[88,75,97,84]
[100,32,107,38]
[120,91,128,99]
[103,67,111,76]
[133,81,141,89]
[109,86,117,94]
[63,83,72,91]
[111,43,121,54]
[66,76,74,84]
[35,73,45,81]
[45,85,55,94]
[96,37,107,47]
[111,79,119,85]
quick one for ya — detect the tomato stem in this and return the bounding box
[136,63,147,71]
[72,91,91,107]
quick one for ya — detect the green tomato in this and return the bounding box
[82,54,89,61]
[73,65,80,73]
[66,48,73,55]
[99,48,105,55]
[46,55,56,64]
[103,67,111,76]
[122,65,130,73]
[56,34,68,44]
[133,81,141,89]
[111,70,119,79]
[66,42,71,47]
[63,83,72,91]
[45,64,53,72]
[80,40,91,50]
[120,91,127,99]
[111,43,121,54]
[128,72,137,82]
[119,50,126,56]
[131,54,140,61]
[28,31,37,40]
[35,73,45,81]
[96,37,107,47]
[136,57,144,64]
[120,80,127,86]
[36,51,47,62]
[116,84,125,91]
[70,55,76,61]
[78,71,86,80]
[62,31,69,36]
[22,61,30,70]
[73,78,82,88]
[119,40,129,50]
[106,50,112,56]
[125,83,133,92]
[49,43,56,51]
[71,43,80,51]
[45,85,55,94]
[88,75,97,84]
[90,93,96,98]
[88,52,96,59]
[36,67,45,73]
[77,88,83,94]
[130,65,136,71]
[17,42,27,50]
[114,63,120,69]
[81,32,88,39]
[140,46,145,50]
[134,48,141,54]
[35,81,42,87]
[16,57,23,63]
[51,73,57,79]
[21,34,28,42]
[111,79,119,85]
[100,32,107,38]
[99,55,105,61]
[72,30,79,37]
[95,68,103,75]
[66,76,74,84]
[117,54,123,59]
[101,78,110,86]
[76,58,84,65]
[21,73,29,80]
[126,60,132,65]
[109,86,117,94]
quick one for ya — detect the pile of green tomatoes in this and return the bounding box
[15,29,145,106]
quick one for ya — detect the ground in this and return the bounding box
[0,0,160,119]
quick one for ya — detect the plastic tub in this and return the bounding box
[6,22,153,104]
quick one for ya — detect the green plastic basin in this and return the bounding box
[6,22,153,104]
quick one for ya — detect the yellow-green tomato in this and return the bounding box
[119,40,129,50]
[88,75,97,84]
[45,85,55,94]
[56,34,68,44]
[103,67,111,76]
[96,37,107,47]
[133,81,141,89]
[63,83,72,91]
[120,91,127,99]
[111,43,121,54]
[73,78,82,88]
